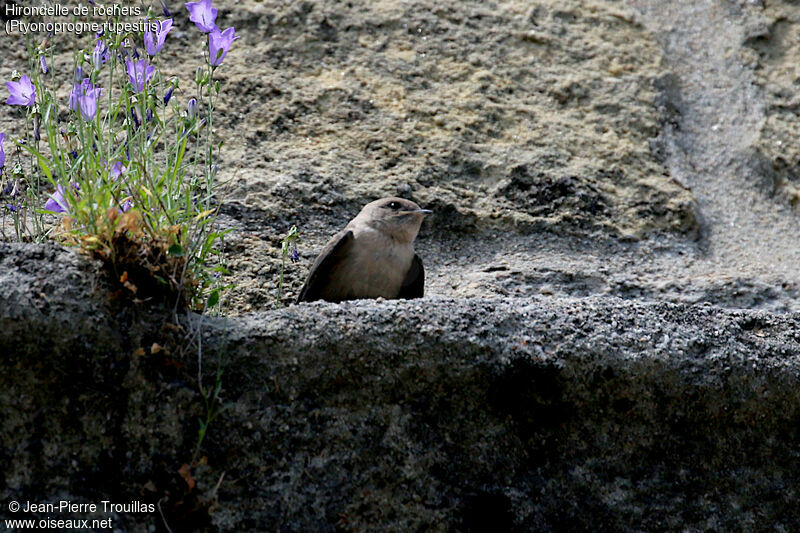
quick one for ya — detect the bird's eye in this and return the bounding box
[385,201,401,210]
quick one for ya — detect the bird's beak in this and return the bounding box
[401,208,432,216]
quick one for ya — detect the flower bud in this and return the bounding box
[187,98,198,119]
[163,86,174,106]
[92,39,108,70]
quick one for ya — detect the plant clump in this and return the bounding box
[0,0,239,311]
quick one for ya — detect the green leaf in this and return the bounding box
[173,135,188,172]
[18,143,53,181]
[207,289,220,308]
[37,157,53,180]
[168,243,184,256]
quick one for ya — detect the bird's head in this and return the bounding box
[355,197,432,243]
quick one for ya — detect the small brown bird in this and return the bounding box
[297,197,432,302]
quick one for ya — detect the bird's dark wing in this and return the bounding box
[398,254,424,299]
[296,229,354,303]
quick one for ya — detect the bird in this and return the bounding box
[296,197,432,303]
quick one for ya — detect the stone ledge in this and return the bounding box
[2,243,799,530]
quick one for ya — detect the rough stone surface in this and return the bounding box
[0,0,699,313]
[748,0,800,203]
[2,243,800,531]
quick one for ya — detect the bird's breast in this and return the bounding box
[323,228,414,300]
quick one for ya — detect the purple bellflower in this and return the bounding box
[126,59,155,92]
[6,180,21,210]
[145,18,173,56]
[186,0,218,33]
[0,132,5,170]
[45,184,69,213]
[68,83,79,110]
[187,97,198,119]
[69,78,97,111]
[109,160,127,180]
[208,26,238,67]
[6,75,36,107]
[160,0,171,17]
[92,39,109,70]
[79,87,102,121]
[5,176,23,210]
[40,55,48,74]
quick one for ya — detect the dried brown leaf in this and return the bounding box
[178,464,196,491]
